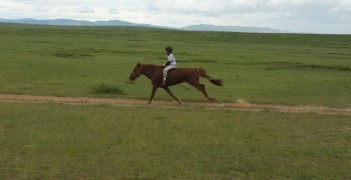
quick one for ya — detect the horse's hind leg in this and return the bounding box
[189,80,215,101]
[164,87,182,104]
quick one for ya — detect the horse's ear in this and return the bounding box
[137,62,141,66]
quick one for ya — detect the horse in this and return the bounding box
[129,62,223,104]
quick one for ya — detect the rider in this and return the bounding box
[163,46,176,85]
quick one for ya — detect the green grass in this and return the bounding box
[1,101,350,179]
[0,23,351,106]
[0,23,351,179]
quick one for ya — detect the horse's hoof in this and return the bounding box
[209,98,216,101]
[178,99,183,105]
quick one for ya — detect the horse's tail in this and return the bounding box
[195,68,223,87]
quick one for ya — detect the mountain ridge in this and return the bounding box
[180,24,283,33]
[0,18,284,33]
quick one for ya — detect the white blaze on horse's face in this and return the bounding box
[129,63,142,81]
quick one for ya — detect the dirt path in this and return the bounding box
[1,94,351,116]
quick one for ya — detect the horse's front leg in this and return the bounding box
[164,87,182,104]
[148,85,158,104]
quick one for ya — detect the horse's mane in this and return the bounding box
[142,64,165,71]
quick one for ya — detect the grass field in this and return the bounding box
[1,102,351,179]
[0,23,350,106]
[0,23,351,179]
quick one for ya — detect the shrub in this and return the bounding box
[93,83,125,95]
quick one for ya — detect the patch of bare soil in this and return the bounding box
[1,94,350,116]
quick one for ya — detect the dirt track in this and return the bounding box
[1,94,351,116]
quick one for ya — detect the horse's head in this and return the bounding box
[129,62,143,81]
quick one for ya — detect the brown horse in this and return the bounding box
[129,63,223,104]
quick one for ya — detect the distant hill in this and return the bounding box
[180,24,283,33]
[0,18,160,28]
[0,18,284,33]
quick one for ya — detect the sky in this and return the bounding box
[1,0,351,34]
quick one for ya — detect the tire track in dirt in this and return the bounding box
[1,94,351,116]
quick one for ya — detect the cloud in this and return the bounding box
[35,6,52,12]
[108,8,119,15]
[0,0,350,34]
[75,7,95,14]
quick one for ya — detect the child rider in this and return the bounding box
[163,46,176,85]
